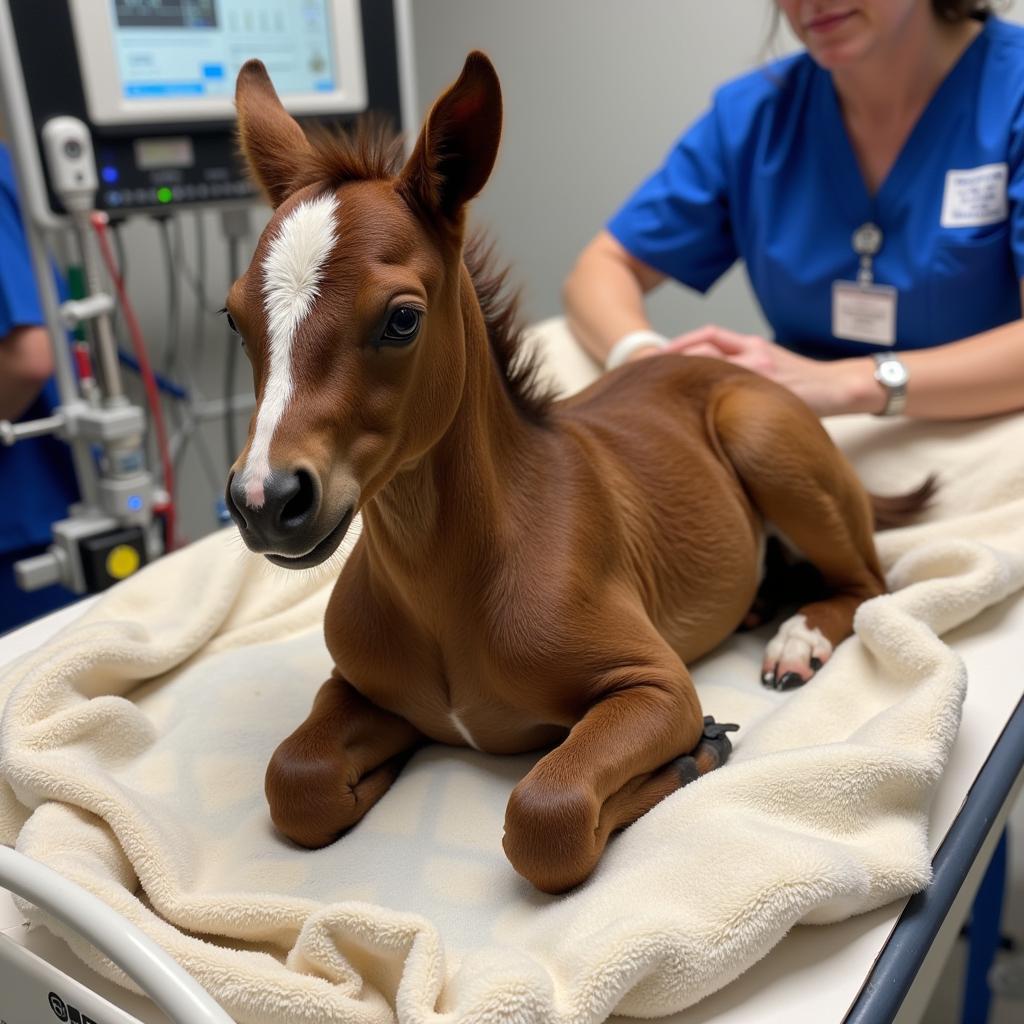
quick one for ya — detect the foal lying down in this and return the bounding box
[225,53,900,894]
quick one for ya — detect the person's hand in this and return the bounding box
[665,325,881,416]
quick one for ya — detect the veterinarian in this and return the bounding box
[564,0,1024,420]
[0,141,78,632]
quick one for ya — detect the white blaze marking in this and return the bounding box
[449,710,480,751]
[241,192,339,508]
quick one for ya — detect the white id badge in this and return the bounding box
[831,281,897,346]
[940,163,1008,228]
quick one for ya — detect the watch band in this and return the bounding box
[872,352,909,416]
[605,329,669,371]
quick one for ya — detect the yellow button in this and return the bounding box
[106,544,140,580]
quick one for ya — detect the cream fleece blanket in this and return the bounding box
[2,318,1024,1024]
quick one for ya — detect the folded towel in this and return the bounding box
[2,319,1023,1023]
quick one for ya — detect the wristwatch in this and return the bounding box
[872,352,909,416]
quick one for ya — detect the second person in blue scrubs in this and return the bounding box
[564,0,1024,420]
[0,144,79,633]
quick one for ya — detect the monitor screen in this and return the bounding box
[112,0,336,102]
[71,0,367,125]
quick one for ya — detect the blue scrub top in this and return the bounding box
[608,16,1024,359]
[0,146,79,554]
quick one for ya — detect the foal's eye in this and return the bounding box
[380,305,422,346]
[219,307,245,348]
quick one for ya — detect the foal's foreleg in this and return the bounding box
[265,674,423,848]
[503,659,719,894]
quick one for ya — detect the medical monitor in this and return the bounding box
[71,0,367,126]
[5,0,407,216]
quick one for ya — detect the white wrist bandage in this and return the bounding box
[604,329,669,371]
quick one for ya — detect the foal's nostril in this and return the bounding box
[279,469,317,528]
[225,473,249,530]
[228,468,320,552]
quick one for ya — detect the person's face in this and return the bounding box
[776,1,925,69]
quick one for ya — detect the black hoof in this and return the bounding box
[698,716,740,767]
[777,671,806,691]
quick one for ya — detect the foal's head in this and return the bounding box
[225,53,503,568]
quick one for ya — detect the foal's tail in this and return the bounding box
[871,475,939,531]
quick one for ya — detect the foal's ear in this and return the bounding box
[398,51,502,222]
[235,59,313,208]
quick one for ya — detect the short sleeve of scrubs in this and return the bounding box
[1008,97,1024,281]
[0,148,44,335]
[607,106,737,294]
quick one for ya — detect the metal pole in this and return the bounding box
[394,0,420,156]
[0,0,99,507]
[0,847,235,1024]
[72,210,126,403]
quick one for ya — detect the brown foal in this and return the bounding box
[225,53,888,894]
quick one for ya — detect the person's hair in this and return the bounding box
[933,0,998,21]
[766,0,1005,53]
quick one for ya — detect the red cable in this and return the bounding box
[89,211,178,551]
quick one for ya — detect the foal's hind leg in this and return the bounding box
[265,674,423,848]
[713,381,886,690]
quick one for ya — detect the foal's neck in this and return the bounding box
[363,261,543,568]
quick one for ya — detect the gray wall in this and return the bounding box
[412,0,795,337]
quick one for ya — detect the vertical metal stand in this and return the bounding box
[0,2,97,507]
[961,829,1009,1024]
[0,0,157,595]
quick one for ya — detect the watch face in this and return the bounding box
[878,360,908,387]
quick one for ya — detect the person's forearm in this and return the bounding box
[563,240,663,365]
[836,318,1024,419]
[0,325,55,421]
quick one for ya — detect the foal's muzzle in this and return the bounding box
[226,469,354,569]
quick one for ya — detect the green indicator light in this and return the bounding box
[156,186,173,203]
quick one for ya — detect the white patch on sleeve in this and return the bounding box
[241,192,339,508]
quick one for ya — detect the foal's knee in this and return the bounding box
[265,734,361,848]
[502,775,601,894]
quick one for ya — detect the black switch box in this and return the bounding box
[79,526,149,593]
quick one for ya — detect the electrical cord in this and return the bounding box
[71,211,124,401]
[156,216,181,384]
[107,219,182,399]
[157,216,182,384]
[191,212,208,396]
[110,217,127,342]
[155,216,223,501]
[106,217,158,471]
[117,351,187,400]
[90,211,178,550]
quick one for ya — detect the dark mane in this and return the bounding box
[462,232,557,426]
[284,117,557,427]
[292,115,406,189]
